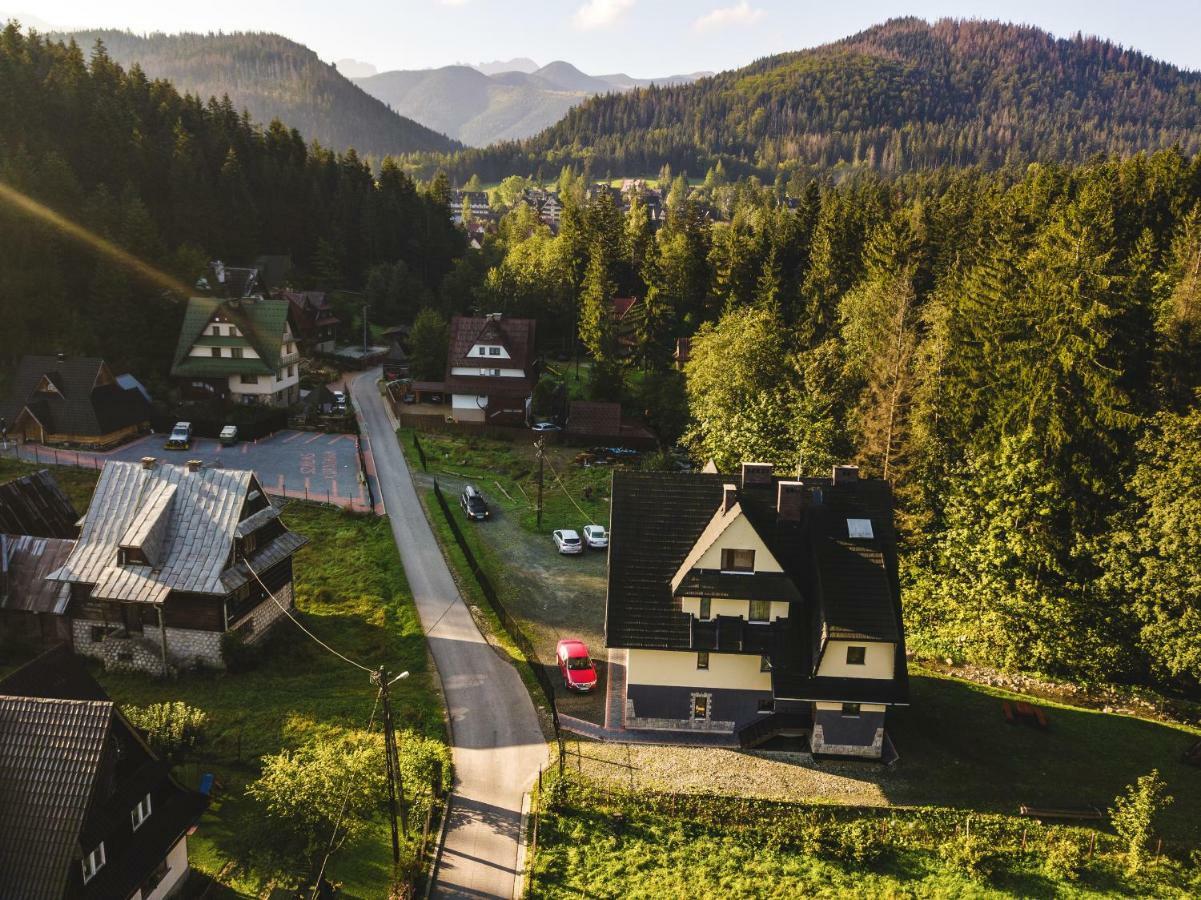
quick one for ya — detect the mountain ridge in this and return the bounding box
[431,17,1201,178]
[51,29,459,157]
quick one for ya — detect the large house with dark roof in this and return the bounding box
[0,355,151,449]
[279,290,340,354]
[44,458,306,676]
[445,313,538,425]
[171,262,301,406]
[0,647,207,900]
[605,463,908,757]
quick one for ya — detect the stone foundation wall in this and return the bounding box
[810,723,885,758]
[69,583,294,676]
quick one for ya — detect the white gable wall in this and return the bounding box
[694,515,784,573]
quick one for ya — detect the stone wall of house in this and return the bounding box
[810,715,885,759]
[70,582,294,676]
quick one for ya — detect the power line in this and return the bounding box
[244,559,375,675]
[541,451,595,524]
[310,688,382,899]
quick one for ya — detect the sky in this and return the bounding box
[9,1,1201,77]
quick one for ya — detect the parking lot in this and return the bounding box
[2,428,380,513]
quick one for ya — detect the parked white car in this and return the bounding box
[582,525,608,549]
[553,529,583,555]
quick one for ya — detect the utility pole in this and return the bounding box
[362,302,368,355]
[372,667,409,866]
[535,436,546,528]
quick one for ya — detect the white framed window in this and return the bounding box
[690,692,712,720]
[131,792,152,831]
[748,599,771,622]
[81,842,106,883]
[488,346,501,356]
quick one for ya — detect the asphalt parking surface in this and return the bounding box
[6,429,378,511]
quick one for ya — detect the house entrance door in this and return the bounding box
[122,604,144,635]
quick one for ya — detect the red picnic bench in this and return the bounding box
[1003,700,1049,729]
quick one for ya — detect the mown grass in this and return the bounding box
[888,666,1201,844]
[1,454,444,897]
[529,776,1201,899]
[399,427,615,534]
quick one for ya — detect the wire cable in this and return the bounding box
[310,688,382,898]
[244,558,375,675]
[541,451,595,524]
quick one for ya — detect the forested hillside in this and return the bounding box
[432,18,1201,181]
[0,25,464,381]
[51,29,459,157]
[476,151,1201,688]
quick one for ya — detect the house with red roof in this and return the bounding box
[445,314,538,426]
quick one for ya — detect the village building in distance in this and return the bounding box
[605,462,907,758]
[445,313,538,426]
[170,262,301,407]
[0,354,151,449]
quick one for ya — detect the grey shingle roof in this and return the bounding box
[49,461,257,602]
[0,356,150,439]
[0,695,113,900]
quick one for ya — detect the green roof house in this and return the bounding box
[170,262,301,407]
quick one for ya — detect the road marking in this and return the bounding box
[283,431,305,443]
[305,434,323,444]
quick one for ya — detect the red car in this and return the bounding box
[555,639,597,692]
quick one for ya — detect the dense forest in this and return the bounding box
[425,18,1201,182]
[472,152,1201,689]
[0,25,465,382]
[48,29,459,158]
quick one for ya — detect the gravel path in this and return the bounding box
[568,742,894,807]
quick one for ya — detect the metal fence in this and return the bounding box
[430,478,565,771]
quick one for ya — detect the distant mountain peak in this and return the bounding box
[474,57,539,76]
[334,57,377,78]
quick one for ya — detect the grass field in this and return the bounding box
[0,459,445,897]
[529,776,1201,899]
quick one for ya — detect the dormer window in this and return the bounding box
[720,548,755,573]
[489,347,501,355]
[81,842,106,883]
[131,792,152,831]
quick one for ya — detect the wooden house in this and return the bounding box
[44,458,307,676]
[0,647,207,899]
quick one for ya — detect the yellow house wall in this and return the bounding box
[680,597,790,621]
[815,701,887,713]
[626,648,772,691]
[694,515,783,572]
[816,640,895,679]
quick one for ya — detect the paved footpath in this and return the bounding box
[352,369,546,899]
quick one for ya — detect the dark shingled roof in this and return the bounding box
[0,649,207,900]
[0,356,150,439]
[1,534,75,614]
[567,401,621,437]
[606,468,907,705]
[0,469,78,539]
[0,694,114,899]
[446,314,536,372]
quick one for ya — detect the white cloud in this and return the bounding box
[439,0,469,6]
[573,0,635,30]
[693,2,765,32]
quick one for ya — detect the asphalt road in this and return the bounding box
[352,370,546,899]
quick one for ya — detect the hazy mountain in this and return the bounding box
[356,59,708,146]
[447,18,1201,178]
[335,57,377,78]
[53,30,458,156]
[474,57,539,75]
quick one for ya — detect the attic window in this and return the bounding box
[131,792,152,831]
[847,518,874,539]
[81,842,106,884]
[720,548,755,573]
[489,346,501,355]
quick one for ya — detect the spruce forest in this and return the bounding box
[431,18,1201,183]
[2,21,1201,694]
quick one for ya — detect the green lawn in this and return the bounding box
[529,776,1200,899]
[0,459,446,897]
[886,667,1201,844]
[399,427,614,534]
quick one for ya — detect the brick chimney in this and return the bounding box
[56,351,66,364]
[186,459,203,473]
[722,483,738,514]
[140,456,157,470]
[832,465,859,486]
[741,462,773,488]
[776,481,806,523]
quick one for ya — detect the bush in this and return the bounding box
[220,628,259,673]
[125,701,208,760]
[940,827,993,881]
[1042,830,1086,882]
[835,818,887,864]
[1110,769,1174,873]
